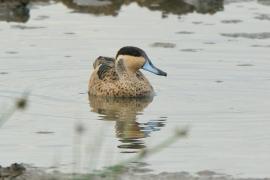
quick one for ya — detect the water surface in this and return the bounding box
[0,0,270,177]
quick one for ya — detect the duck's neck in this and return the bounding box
[115,58,138,80]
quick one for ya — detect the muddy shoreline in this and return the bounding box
[1,164,269,180]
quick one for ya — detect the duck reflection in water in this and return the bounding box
[88,95,166,153]
[1,0,224,23]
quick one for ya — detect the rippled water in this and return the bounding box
[0,0,270,178]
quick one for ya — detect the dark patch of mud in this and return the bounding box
[215,80,224,83]
[197,170,226,176]
[0,72,8,75]
[254,13,270,21]
[221,32,270,39]
[176,31,194,34]
[5,51,18,54]
[35,131,55,134]
[34,15,50,21]
[227,39,238,42]
[258,0,270,6]
[221,19,243,23]
[180,48,203,52]
[236,63,255,66]
[192,21,203,25]
[249,7,258,10]
[251,44,270,48]
[6,165,66,180]
[150,42,176,48]
[0,163,25,179]
[11,25,46,30]
[203,41,216,44]
[64,32,76,35]
[204,23,215,26]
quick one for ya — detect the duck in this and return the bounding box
[88,46,167,97]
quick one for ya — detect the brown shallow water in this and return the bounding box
[0,0,270,178]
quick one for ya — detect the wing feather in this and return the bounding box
[93,56,114,69]
[93,56,118,80]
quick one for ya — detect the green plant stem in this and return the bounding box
[0,106,17,127]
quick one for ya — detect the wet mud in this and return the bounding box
[221,32,270,39]
[150,42,176,48]
[2,163,270,180]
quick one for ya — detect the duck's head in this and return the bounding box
[115,46,167,76]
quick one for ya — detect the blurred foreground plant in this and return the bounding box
[0,94,188,180]
[73,127,189,180]
[0,93,29,127]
